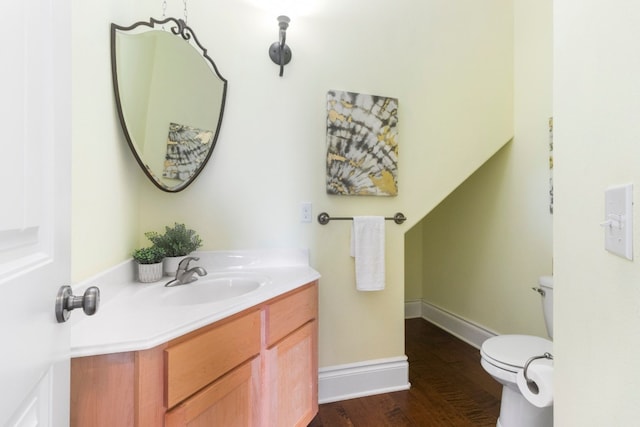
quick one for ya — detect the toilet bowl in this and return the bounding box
[480,276,554,427]
[481,335,553,427]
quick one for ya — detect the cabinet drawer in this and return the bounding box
[265,282,317,347]
[165,310,261,408]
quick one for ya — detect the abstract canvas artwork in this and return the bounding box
[326,90,398,196]
[163,122,214,181]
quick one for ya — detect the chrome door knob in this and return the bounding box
[55,285,100,323]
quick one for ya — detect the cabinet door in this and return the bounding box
[165,357,260,427]
[263,321,318,427]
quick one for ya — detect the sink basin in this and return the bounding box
[160,272,269,306]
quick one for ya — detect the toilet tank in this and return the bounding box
[539,276,554,339]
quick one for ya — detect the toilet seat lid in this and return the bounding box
[481,335,552,371]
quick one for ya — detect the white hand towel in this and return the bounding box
[350,216,385,291]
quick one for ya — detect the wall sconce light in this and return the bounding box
[268,15,292,77]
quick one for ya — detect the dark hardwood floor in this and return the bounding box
[308,318,501,427]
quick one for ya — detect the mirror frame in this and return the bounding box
[110,17,228,192]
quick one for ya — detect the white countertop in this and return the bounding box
[69,249,320,358]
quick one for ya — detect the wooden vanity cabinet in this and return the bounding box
[70,281,318,427]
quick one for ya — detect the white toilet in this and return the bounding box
[480,276,554,427]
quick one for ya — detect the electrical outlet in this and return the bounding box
[300,202,312,223]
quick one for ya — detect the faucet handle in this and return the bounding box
[178,256,199,270]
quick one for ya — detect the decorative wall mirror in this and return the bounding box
[111,17,227,192]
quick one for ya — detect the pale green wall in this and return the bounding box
[554,1,640,424]
[407,0,553,338]
[71,0,141,281]
[404,221,423,302]
[72,0,513,368]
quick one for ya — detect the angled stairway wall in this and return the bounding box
[406,0,554,340]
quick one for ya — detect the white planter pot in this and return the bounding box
[137,262,163,283]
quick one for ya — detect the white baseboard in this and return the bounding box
[404,300,423,319]
[318,356,410,404]
[405,300,497,349]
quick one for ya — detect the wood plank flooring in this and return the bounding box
[308,318,501,427]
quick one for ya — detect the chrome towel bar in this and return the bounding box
[317,212,407,225]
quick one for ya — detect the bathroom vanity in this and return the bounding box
[68,250,319,427]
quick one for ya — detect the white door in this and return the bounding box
[0,0,72,425]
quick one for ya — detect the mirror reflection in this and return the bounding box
[111,18,227,192]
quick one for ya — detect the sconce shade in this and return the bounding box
[269,15,292,76]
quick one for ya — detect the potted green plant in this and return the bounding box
[132,246,166,283]
[144,223,203,276]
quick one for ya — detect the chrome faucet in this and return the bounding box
[165,256,207,287]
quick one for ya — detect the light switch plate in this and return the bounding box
[300,202,312,223]
[603,183,633,260]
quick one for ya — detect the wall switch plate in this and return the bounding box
[300,202,312,223]
[602,183,633,260]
